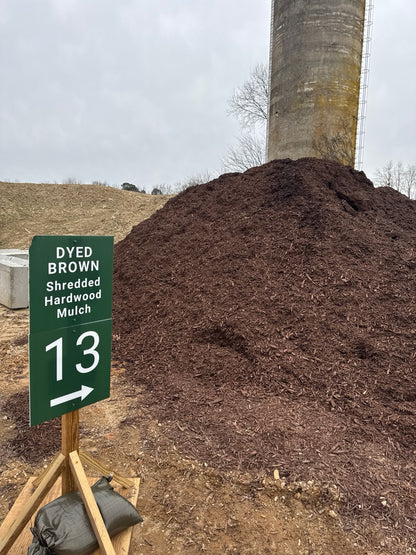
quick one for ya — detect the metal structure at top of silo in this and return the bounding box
[267,0,367,167]
[355,0,374,170]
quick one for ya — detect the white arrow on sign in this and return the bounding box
[50,385,94,407]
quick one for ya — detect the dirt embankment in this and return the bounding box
[0,181,170,249]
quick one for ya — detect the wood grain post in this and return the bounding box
[61,410,79,494]
[69,451,116,555]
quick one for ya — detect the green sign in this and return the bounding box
[29,235,113,426]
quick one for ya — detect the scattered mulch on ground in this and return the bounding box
[1,391,61,464]
[112,157,416,549]
[12,335,28,347]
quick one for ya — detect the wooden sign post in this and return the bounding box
[0,236,139,553]
[61,410,80,494]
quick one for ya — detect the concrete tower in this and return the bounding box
[267,0,366,166]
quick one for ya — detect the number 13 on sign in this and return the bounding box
[46,331,100,382]
[29,320,112,426]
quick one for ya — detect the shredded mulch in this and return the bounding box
[112,157,416,545]
[2,391,61,464]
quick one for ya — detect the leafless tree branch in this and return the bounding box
[374,161,416,199]
[228,63,269,128]
[222,133,266,173]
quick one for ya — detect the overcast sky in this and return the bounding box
[1,0,415,190]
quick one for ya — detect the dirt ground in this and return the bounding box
[0,177,412,554]
[0,305,368,554]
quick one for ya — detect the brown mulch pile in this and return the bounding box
[112,158,416,544]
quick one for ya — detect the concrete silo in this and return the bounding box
[267,0,366,166]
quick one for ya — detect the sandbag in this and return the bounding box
[27,476,142,555]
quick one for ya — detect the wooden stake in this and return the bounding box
[61,410,79,494]
[0,453,65,554]
[32,451,61,488]
[69,451,116,555]
[79,451,134,489]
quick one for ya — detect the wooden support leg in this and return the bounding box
[61,410,79,494]
[69,451,116,555]
[0,453,65,554]
[32,451,61,488]
[79,451,134,489]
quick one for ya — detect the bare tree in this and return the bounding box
[223,63,269,172]
[222,133,265,172]
[228,63,269,127]
[374,160,395,188]
[374,161,416,199]
[175,171,213,192]
[153,183,175,194]
[148,173,215,195]
[62,177,82,185]
[402,164,416,199]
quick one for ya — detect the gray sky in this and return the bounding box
[363,0,416,177]
[1,1,415,189]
